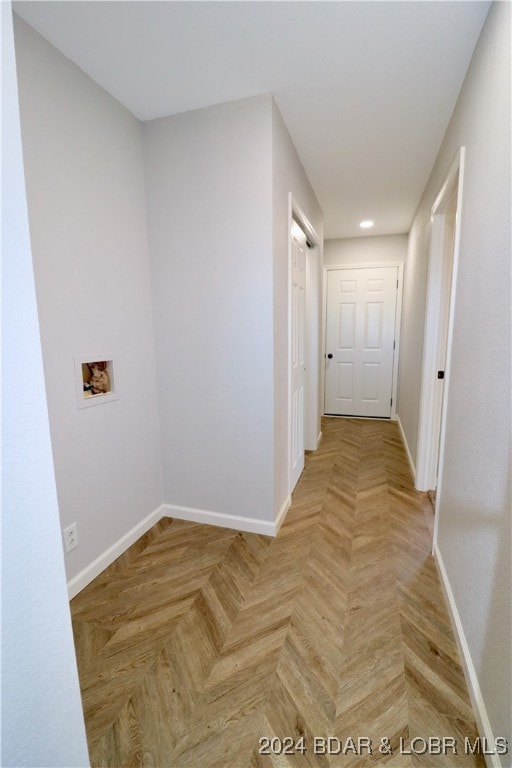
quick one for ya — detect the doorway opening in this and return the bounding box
[415,148,466,518]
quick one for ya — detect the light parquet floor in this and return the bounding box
[71,418,484,768]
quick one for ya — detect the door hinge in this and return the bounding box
[390,398,393,407]
[393,340,396,350]
[397,279,399,289]
[437,370,445,379]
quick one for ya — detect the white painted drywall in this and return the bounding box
[272,101,323,511]
[323,234,407,267]
[1,6,89,765]
[13,16,163,583]
[398,1,510,753]
[143,95,276,521]
[397,205,434,471]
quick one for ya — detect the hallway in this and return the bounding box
[71,418,484,767]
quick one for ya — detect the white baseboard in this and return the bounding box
[162,503,280,537]
[397,415,416,483]
[67,504,166,599]
[68,499,289,599]
[434,543,502,768]
[275,495,291,534]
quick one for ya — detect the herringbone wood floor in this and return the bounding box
[71,418,484,767]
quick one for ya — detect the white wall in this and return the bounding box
[398,2,511,755]
[1,5,89,765]
[13,16,163,585]
[12,11,324,583]
[272,101,323,512]
[323,234,407,267]
[143,95,276,523]
[395,210,430,469]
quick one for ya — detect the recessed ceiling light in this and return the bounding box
[359,220,374,229]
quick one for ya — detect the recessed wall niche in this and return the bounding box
[74,356,118,409]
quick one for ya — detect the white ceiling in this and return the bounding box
[13,1,490,239]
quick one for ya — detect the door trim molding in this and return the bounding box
[287,194,320,496]
[416,147,465,504]
[322,262,404,420]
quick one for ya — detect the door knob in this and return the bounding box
[327,353,333,359]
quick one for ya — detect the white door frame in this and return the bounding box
[416,147,465,496]
[322,262,404,420]
[288,194,320,495]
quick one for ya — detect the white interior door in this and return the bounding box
[325,267,398,418]
[416,149,464,495]
[290,221,306,489]
[433,190,457,488]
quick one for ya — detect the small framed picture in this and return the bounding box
[74,355,118,409]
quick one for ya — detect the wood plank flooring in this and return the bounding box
[71,417,484,767]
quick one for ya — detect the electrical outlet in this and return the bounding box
[63,522,78,553]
